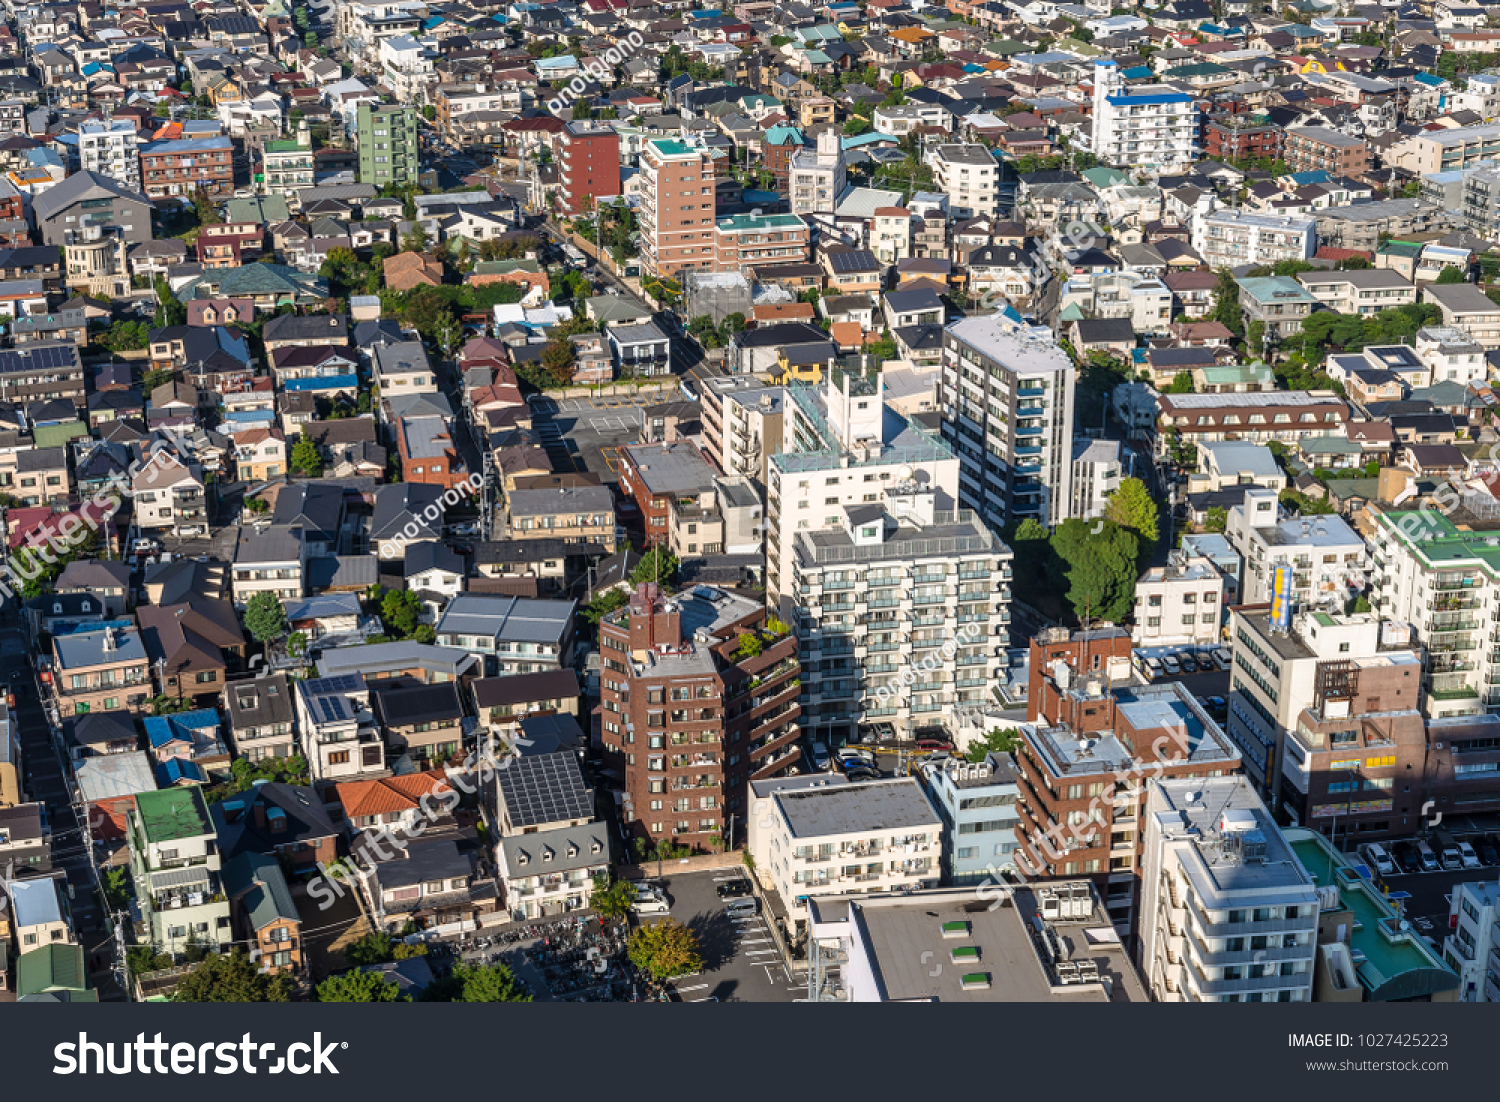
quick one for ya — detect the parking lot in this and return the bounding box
[529,395,656,486]
[635,868,801,1003]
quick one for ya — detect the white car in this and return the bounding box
[1459,841,1482,870]
[1162,655,1181,676]
[1210,647,1232,671]
[1145,657,1164,678]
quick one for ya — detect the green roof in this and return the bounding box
[264,140,305,153]
[135,786,214,843]
[224,195,290,223]
[16,943,88,997]
[764,124,804,147]
[648,139,695,158]
[473,259,542,275]
[1081,166,1129,189]
[1300,434,1360,455]
[34,421,90,449]
[717,212,805,232]
[1238,275,1318,305]
[1374,509,1500,572]
[1288,830,1457,1000]
[224,851,300,931]
[1199,363,1274,385]
[986,39,1031,55]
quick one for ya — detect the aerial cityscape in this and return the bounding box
[0,0,1499,1009]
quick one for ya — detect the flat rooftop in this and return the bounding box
[775,777,940,838]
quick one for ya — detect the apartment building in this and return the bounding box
[719,384,785,483]
[1020,628,1243,932]
[920,753,1021,885]
[1415,326,1488,386]
[1193,210,1317,272]
[1296,269,1416,315]
[506,483,616,552]
[1390,122,1500,176]
[714,211,810,270]
[1443,878,1500,999]
[260,135,315,195]
[1134,553,1226,650]
[1226,607,1418,801]
[639,139,717,280]
[804,881,1149,1002]
[1422,282,1500,348]
[0,342,86,407]
[788,129,847,218]
[1070,438,1122,521]
[599,583,801,850]
[231,527,307,608]
[791,485,1012,744]
[127,787,233,956]
[496,822,611,921]
[940,313,1077,531]
[1369,508,1500,717]
[1140,777,1320,1002]
[139,136,234,200]
[766,365,960,610]
[1203,112,1283,164]
[51,626,152,718]
[132,451,208,538]
[929,144,999,220]
[295,673,387,783]
[1238,276,1320,342]
[1226,488,1366,607]
[1089,61,1199,170]
[617,440,722,552]
[556,123,620,217]
[356,102,418,189]
[1283,126,1369,179]
[395,414,465,491]
[78,120,141,191]
[747,775,941,933]
[1156,393,1348,455]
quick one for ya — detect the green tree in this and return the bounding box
[400,221,431,254]
[540,337,576,385]
[1164,371,1194,393]
[380,588,423,639]
[1103,477,1159,550]
[424,962,533,1002]
[582,588,628,635]
[627,917,704,980]
[173,951,294,1002]
[1204,506,1228,534]
[127,945,174,977]
[102,866,132,910]
[630,547,678,585]
[735,631,763,659]
[1435,265,1468,284]
[965,726,1020,763]
[243,591,289,643]
[154,277,186,327]
[289,433,323,476]
[589,875,638,919]
[317,970,405,1002]
[1048,518,1139,623]
[1210,268,1244,338]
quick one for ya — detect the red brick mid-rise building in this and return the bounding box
[639,138,717,280]
[556,123,620,217]
[1017,626,1242,936]
[1283,126,1369,180]
[139,135,235,199]
[599,583,800,850]
[395,414,468,490]
[1202,112,1283,165]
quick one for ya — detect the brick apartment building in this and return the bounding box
[1202,112,1283,164]
[599,583,801,851]
[395,414,468,491]
[1283,126,1369,180]
[1019,626,1242,935]
[556,122,621,217]
[139,136,235,200]
[617,440,719,548]
[639,138,717,280]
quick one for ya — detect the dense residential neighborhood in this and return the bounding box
[7,0,1500,1010]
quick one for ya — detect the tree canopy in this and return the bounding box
[589,876,638,919]
[173,951,294,1002]
[317,970,405,1002]
[627,918,704,980]
[1048,518,1139,623]
[243,592,289,643]
[1104,477,1159,551]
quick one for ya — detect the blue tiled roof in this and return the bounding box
[157,758,206,786]
[144,708,220,750]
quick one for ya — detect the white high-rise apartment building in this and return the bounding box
[1089,60,1199,171]
[929,144,999,221]
[78,120,141,191]
[766,365,959,611]
[790,484,1012,744]
[1140,776,1320,1003]
[1193,209,1318,271]
[940,313,1076,530]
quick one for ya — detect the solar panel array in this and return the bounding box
[499,752,592,828]
[0,344,79,373]
[828,249,878,274]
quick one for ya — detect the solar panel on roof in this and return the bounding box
[828,250,878,273]
[498,753,592,828]
[0,344,77,373]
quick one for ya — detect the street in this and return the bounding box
[2,620,123,1000]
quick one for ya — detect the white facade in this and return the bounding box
[1415,326,1488,387]
[929,144,999,221]
[791,489,1012,741]
[78,120,141,191]
[789,129,846,218]
[1089,60,1199,170]
[1193,209,1318,271]
[747,776,942,932]
[378,34,434,103]
[1444,879,1500,1000]
[296,674,387,783]
[1226,487,1367,607]
[1069,437,1121,521]
[1133,554,1226,649]
[1140,777,1319,1003]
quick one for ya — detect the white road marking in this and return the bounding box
[745,950,779,957]
[674,983,709,993]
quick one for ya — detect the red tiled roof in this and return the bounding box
[335,771,452,818]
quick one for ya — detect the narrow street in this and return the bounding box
[3,619,124,1000]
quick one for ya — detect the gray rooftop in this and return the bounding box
[499,822,610,876]
[435,594,576,644]
[53,626,146,670]
[623,442,717,496]
[508,483,614,518]
[775,777,940,838]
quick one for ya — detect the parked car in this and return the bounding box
[1417,839,1440,872]
[1162,655,1181,676]
[1458,841,1482,870]
[915,738,952,752]
[1358,842,1396,877]
[837,747,875,765]
[845,766,881,782]
[1145,657,1164,678]
[1393,841,1422,874]
[716,879,751,899]
[725,898,759,919]
[1479,836,1500,866]
[631,889,670,915]
[130,537,162,556]
[1210,647,1232,670]
[1179,653,1198,674]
